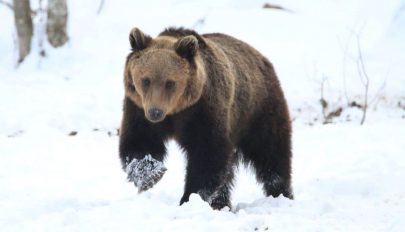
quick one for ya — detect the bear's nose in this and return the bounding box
[148,108,164,122]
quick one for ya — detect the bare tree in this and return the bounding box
[355,34,370,125]
[47,0,68,47]
[13,0,33,63]
[341,25,371,125]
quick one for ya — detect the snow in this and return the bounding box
[1,0,405,231]
[126,154,167,193]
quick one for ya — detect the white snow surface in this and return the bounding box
[1,0,405,231]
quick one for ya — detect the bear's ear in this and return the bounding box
[129,27,152,52]
[174,35,198,62]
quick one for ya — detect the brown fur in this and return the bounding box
[125,34,206,121]
[120,27,293,209]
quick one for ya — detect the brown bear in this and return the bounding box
[119,27,293,210]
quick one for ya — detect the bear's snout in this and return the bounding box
[147,107,164,122]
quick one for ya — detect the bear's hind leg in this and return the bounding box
[239,116,293,199]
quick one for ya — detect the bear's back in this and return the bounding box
[159,28,284,140]
[203,33,281,129]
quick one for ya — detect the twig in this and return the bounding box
[325,107,343,123]
[355,34,370,125]
[192,17,206,30]
[343,24,370,125]
[340,28,356,104]
[319,75,328,121]
[0,0,13,10]
[263,3,294,13]
[97,0,105,15]
[369,71,388,107]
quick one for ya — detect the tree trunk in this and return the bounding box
[13,0,33,63]
[47,0,68,48]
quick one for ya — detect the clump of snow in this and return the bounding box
[184,194,212,210]
[126,155,167,193]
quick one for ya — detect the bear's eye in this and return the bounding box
[142,78,151,88]
[165,80,175,90]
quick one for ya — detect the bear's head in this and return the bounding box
[124,28,206,123]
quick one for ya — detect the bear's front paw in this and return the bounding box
[125,155,167,193]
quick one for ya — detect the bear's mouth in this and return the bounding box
[145,116,166,123]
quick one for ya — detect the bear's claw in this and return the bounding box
[126,155,167,193]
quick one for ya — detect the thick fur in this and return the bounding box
[119,27,293,210]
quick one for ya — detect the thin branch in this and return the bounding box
[97,0,105,15]
[343,24,369,125]
[356,58,364,84]
[369,59,391,107]
[340,29,355,104]
[356,36,367,85]
[369,78,386,106]
[0,0,13,10]
[355,34,370,125]
[320,75,328,122]
[192,17,206,30]
[263,3,294,13]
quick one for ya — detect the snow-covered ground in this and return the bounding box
[1,0,405,231]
